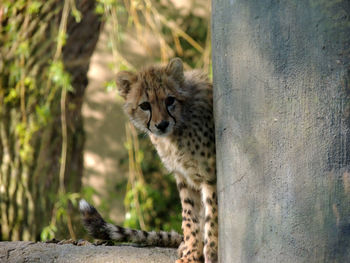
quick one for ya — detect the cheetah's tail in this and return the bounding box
[79,199,183,248]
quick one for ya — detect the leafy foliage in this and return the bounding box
[0,0,100,241]
[122,125,182,232]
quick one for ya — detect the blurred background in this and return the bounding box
[0,0,211,241]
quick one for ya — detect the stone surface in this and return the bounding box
[0,241,177,263]
[212,0,350,262]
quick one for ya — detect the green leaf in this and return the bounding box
[4,88,18,103]
[56,207,66,221]
[57,31,67,47]
[68,192,81,206]
[24,77,35,90]
[105,80,117,92]
[16,41,30,58]
[35,104,51,125]
[40,224,57,241]
[71,8,82,23]
[28,1,42,14]
[95,3,104,15]
[49,61,74,92]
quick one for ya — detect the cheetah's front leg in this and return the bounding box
[175,174,204,263]
[201,183,218,263]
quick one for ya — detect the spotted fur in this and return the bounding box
[80,58,218,263]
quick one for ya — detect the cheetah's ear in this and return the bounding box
[116,71,136,99]
[166,58,184,82]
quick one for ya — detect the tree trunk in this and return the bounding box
[212,0,350,262]
[0,0,101,241]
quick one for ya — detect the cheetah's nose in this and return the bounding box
[155,120,169,132]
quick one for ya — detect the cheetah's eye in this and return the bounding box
[139,101,151,111]
[165,96,175,107]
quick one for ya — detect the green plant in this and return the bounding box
[0,0,100,241]
[122,124,182,232]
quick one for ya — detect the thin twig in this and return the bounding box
[55,0,76,240]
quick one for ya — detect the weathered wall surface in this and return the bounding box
[212,0,350,262]
[0,241,177,263]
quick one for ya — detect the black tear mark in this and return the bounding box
[146,107,152,131]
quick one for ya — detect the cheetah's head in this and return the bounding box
[116,58,187,137]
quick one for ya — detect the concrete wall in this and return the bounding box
[212,0,350,262]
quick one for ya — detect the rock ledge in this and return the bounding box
[0,241,177,263]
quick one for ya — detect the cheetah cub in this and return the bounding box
[79,58,218,263]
